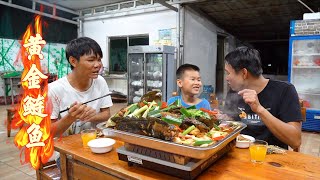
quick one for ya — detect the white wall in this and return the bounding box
[183,7,218,87]
[82,10,177,68]
[81,7,232,96]
[223,36,237,98]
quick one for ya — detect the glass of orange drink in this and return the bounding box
[249,140,268,164]
[81,129,97,148]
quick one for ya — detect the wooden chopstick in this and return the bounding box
[59,93,113,113]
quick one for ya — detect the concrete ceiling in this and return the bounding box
[189,0,320,41]
[41,0,129,10]
[40,0,320,41]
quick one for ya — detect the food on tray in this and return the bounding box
[237,135,250,141]
[236,134,255,148]
[106,92,238,147]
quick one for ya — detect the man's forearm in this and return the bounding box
[90,108,111,123]
[51,115,76,137]
[257,107,301,149]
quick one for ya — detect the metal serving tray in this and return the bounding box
[102,121,246,159]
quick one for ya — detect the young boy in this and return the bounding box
[167,64,211,110]
[49,37,113,136]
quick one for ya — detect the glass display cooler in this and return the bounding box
[288,34,320,132]
[127,45,176,104]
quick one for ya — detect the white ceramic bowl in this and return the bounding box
[87,138,116,153]
[236,134,255,148]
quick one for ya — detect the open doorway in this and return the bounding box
[216,35,226,99]
[109,35,149,74]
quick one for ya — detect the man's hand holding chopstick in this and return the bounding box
[68,102,97,122]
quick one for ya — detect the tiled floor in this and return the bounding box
[0,103,319,179]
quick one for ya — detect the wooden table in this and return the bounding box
[54,134,320,180]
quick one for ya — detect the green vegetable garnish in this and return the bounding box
[182,125,196,136]
[194,140,213,146]
[162,115,182,125]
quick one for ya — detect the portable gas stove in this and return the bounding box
[117,141,234,180]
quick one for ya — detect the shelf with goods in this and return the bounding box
[147,86,162,93]
[127,45,175,104]
[298,90,320,132]
[289,34,320,132]
[298,91,320,96]
[293,53,320,56]
[292,66,320,69]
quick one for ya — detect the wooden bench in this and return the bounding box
[36,161,61,180]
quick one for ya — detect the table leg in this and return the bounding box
[60,153,68,180]
[7,109,12,137]
[36,162,44,180]
[4,84,7,105]
[10,78,14,105]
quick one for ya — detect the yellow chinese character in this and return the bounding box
[26,123,45,148]
[23,33,46,60]
[23,95,48,117]
[22,64,48,89]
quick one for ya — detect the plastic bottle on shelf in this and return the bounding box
[200,85,214,102]
[209,93,219,109]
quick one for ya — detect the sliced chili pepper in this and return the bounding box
[200,108,218,115]
[138,102,145,108]
[161,101,168,109]
[212,136,225,141]
[174,125,183,132]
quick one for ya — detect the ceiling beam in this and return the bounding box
[155,0,178,12]
[31,0,79,15]
[172,0,207,3]
[0,0,78,24]
[199,2,305,13]
[246,39,289,43]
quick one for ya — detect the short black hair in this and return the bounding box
[176,64,200,79]
[65,37,103,70]
[225,46,263,77]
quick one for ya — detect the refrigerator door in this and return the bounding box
[128,53,144,104]
[145,53,164,96]
[127,45,176,104]
[289,38,320,110]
